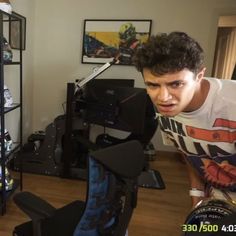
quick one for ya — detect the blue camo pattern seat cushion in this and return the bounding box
[73,156,115,236]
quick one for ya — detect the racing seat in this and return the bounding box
[13,140,144,236]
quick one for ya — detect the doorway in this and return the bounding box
[212,16,236,80]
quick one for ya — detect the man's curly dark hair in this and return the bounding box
[133,32,204,75]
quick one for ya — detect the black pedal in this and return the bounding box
[28,131,45,142]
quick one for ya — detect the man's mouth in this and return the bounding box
[157,103,176,112]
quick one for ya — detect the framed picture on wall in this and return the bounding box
[9,12,26,50]
[82,19,152,65]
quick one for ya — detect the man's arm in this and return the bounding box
[182,154,206,207]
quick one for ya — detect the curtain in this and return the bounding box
[212,27,236,80]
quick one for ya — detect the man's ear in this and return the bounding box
[196,67,206,82]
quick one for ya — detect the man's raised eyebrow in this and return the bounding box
[166,80,183,86]
[144,81,160,86]
[144,80,182,86]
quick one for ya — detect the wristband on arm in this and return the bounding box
[189,188,205,197]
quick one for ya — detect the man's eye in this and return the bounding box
[170,81,184,88]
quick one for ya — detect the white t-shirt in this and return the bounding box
[157,77,236,192]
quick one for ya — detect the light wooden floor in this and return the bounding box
[0,152,191,236]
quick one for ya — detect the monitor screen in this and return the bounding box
[86,78,135,88]
[82,82,147,134]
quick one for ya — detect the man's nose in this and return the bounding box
[157,86,172,102]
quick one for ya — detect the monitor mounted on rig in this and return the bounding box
[82,79,147,134]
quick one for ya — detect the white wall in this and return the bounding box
[10,0,35,141]
[11,0,236,150]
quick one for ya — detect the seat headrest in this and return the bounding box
[91,140,144,178]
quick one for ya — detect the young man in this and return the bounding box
[133,32,236,207]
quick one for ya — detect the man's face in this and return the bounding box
[143,68,205,117]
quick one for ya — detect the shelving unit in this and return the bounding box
[0,10,23,215]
